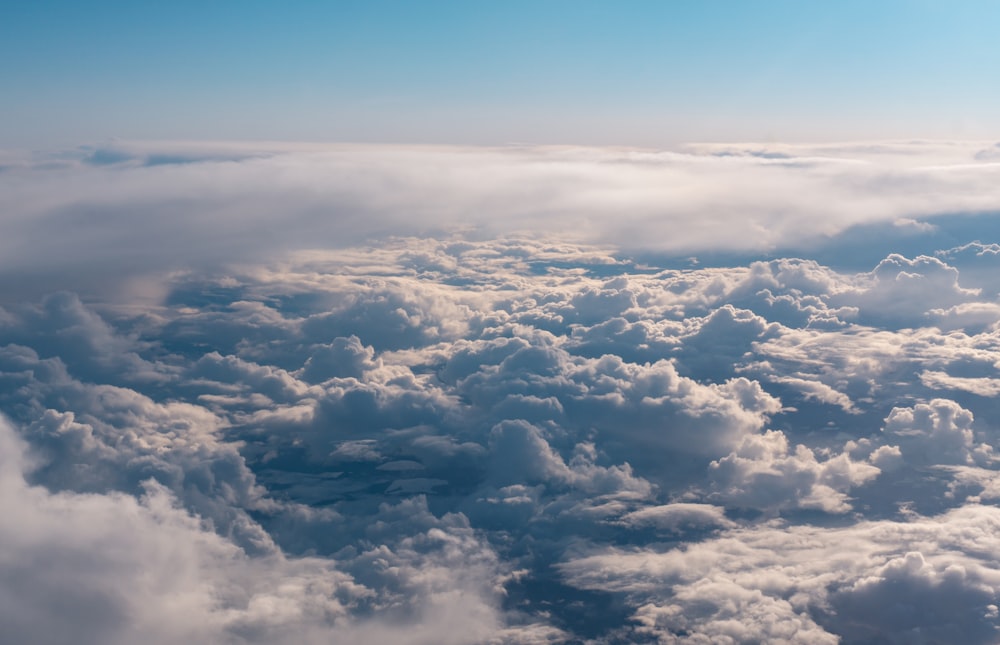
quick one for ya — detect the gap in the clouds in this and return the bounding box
[789,211,1000,272]
[766,384,884,434]
[501,564,634,641]
[79,143,268,168]
[163,283,249,310]
[632,211,1000,272]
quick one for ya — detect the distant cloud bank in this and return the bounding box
[3,139,1000,299]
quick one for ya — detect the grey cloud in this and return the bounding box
[831,550,1000,645]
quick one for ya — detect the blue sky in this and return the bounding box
[3,0,999,147]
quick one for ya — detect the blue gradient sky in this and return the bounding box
[2,0,999,147]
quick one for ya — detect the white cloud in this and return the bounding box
[882,399,994,467]
[560,505,1000,643]
[920,370,1000,397]
[5,140,1000,300]
[0,416,514,645]
[701,429,880,514]
[617,503,736,533]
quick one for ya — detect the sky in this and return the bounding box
[7,3,1000,645]
[3,0,1000,147]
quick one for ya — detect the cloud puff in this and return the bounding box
[702,429,880,514]
[617,503,736,533]
[881,399,994,467]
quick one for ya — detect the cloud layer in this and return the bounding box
[4,139,1000,300]
[4,141,1000,642]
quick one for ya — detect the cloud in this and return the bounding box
[701,429,880,514]
[829,254,982,327]
[617,503,736,533]
[0,416,516,645]
[4,140,1000,300]
[881,399,993,467]
[560,505,1000,643]
[6,154,1000,642]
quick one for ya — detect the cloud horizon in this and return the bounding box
[3,139,1000,302]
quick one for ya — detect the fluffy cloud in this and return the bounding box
[881,399,994,467]
[560,505,1000,643]
[0,416,518,645]
[701,429,880,514]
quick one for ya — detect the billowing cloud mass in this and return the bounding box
[3,140,1000,642]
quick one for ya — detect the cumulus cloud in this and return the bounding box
[881,399,994,467]
[701,429,880,514]
[560,505,1000,643]
[0,416,517,645]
